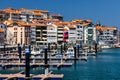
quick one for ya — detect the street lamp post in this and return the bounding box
[77,44,79,58]
[44,46,48,67]
[74,45,77,59]
[95,42,97,53]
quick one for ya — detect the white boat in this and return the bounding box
[66,47,74,58]
[114,43,120,48]
[31,47,41,55]
[80,51,87,61]
[101,45,111,49]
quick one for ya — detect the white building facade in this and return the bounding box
[47,24,57,43]
[68,25,76,43]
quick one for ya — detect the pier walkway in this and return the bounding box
[0,73,63,80]
[0,62,72,68]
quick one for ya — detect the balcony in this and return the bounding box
[58,31,63,33]
[87,36,93,40]
[47,34,57,36]
[36,30,41,31]
[31,29,36,31]
[58,35,63,37]
[31,36,35,39]
[31,32,36,35]
[58,38,63,41]
[43,30,47,32]
[42,34,47,35]
[36,36,41,38]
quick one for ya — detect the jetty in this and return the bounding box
[0,69,64,80]
[0,62,72,69]
[0,73,63,80]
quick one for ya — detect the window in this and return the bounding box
[25,27,28,30]
[21,32,22,37]
[36,39,41,41]
[25,32,28,37]
[14,28,17,30]
[14,32,17,37]
[15,38,17,44]
[36,34,41,37]
[21,38,22,44]
[36,32,40,34]
[1,26,3,28]
[80,26,82,28]
[88,29,93,34]
[36,27,41,30]
[87,35,93,40]
[50,28,53,30]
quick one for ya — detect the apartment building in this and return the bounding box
[55,22,63,44]
[20,9,45,22]
[1,8,49,22]
[47,24,57,43]
[4,20,31,45]
[63,26,69,42]
[71,20,84,44]
[76,24,84,43]
[4,19,58,46]
[72,20,96,44]
[31,26,36,45]
[83,22,96,44]
[68,25,76,43]
[50,14,63,21]
[35,23,47,46]
[96,26,117,44]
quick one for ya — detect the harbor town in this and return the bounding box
[0,8,120,80]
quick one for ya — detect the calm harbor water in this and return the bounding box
[0,48,120,80]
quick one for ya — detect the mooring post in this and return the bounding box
[25,46,31,80]
[95,42,98,53]
[74,45,77,59]
[44,46,48,67]
[77,45,79,58]
[18,44,22,63]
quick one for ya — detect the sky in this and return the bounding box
[0,0,120,28]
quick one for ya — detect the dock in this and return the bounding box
[33,74,64,80]
[0,62,72,69]
[0,72,63,80]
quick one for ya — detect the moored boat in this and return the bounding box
[114,43,120,48]
[101,45,111,49]
[66,47,74,58]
